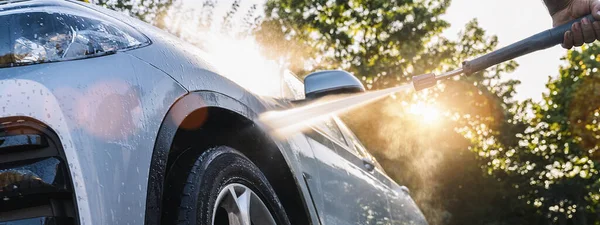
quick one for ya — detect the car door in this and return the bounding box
[334,119,428,225]
[305,117,392,224]
[280,71,394,224]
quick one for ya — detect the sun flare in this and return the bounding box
[409,102,441,125]
[193,34,284,97]
[169,5,284,98]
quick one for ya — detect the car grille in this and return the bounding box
[0,117,77,224]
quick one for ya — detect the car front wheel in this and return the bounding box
[174,146,291,225]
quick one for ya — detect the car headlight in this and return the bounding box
[0,7,148,68]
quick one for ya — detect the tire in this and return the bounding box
[173,146,291,225]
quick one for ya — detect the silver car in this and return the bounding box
[0,0,427,224]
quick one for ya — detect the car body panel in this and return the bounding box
[303,124,394,224]
[0,53,187,224]
[122,23,263,105]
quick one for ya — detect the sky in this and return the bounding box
[442,0,567,102]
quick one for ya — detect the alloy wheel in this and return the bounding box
[212,183,277,225]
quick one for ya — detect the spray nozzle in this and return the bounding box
[412,73,437,91]
[412,68,465,91]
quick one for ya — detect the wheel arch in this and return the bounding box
[145,91,312,225]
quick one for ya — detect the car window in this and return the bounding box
[0,6,149,68]
[313,117,356,154]
[333,117,364,153]
[334,117,385,171]
[282,70,306,100]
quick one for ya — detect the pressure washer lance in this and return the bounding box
[412,14,596,91]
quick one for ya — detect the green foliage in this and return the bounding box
[466,44,600,224]
[256,0,451,89]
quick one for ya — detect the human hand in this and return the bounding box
[550,0,600,49]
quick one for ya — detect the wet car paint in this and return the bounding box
[0,1,429,224]
[0,53,187,224]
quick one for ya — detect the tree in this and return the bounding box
[465,44,600,224]
[94,0,174,29]
[521,44,600,224]
[256,0,451,89]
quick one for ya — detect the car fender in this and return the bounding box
[145,90,318,225]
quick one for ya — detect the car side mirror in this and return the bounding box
[304,70,365,99]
